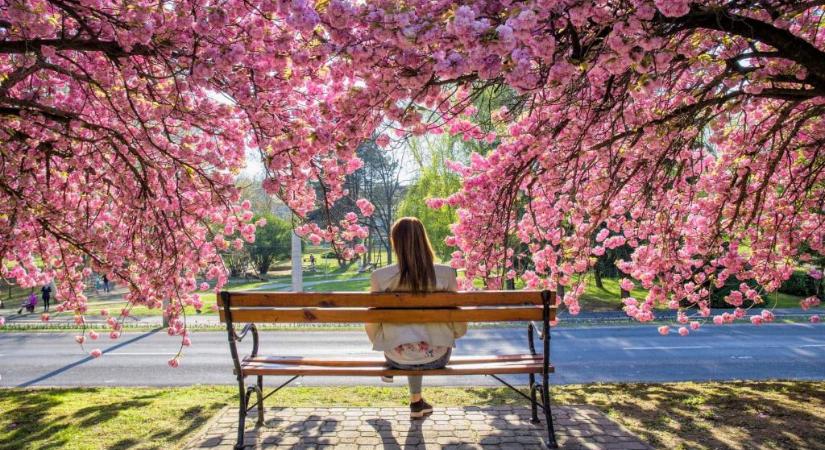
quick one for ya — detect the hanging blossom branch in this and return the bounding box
[0,0,375,363]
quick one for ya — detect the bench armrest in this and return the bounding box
[230,323,260,358]
[529,321,545,340]
[233,323,258,342]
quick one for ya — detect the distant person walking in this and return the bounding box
[41,284,52,312]
[309,254,316,270]
[17,292,37,314]
[102,274,110,293]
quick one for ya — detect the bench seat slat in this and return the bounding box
[219,290,547,308]
[244,354,543,367]
[220,306,546,323]
[240,361,551,376]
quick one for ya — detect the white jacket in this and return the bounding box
[365,263,468,351]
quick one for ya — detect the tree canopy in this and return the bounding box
[1,1,823,357]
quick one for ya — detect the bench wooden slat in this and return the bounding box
[220,306,547,323]
[218,290,549,308]
[244,354,543,367]
[240,361,552,376]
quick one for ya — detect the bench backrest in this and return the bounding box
[218,290,556,324]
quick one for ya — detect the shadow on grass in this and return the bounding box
[108,403,225,450]
[0,390,70,450]
[0,388,229,450]
[554,381,825,449]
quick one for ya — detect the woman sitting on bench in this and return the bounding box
[365,217,467,419]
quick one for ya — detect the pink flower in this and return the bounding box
[109,331,120,340]
[657,325,670,335]
[678,327,689,336]
[689,321,701,330]
[654,0,691,18]
[182,336,192,346]
[750,315,763,325]
[376,134,391,148]
[75,335,85,344]
[168,358,180,368]
[90,349,102,358]
[356,198,375,217]
[800,296,821,310]
[41,313,50,322]
[619,278,635,292]
[100,309,108,316]
[811,315,821,324]
[761,310,775,323]
[0,316,5,327]
[425,198,447,209]
[712,315,724,325]
[89,330,99,340]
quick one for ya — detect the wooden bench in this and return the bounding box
[219,290,558,449]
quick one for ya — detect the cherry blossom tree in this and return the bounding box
[2,0,823,354]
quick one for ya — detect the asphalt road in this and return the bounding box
[1,324,823,388]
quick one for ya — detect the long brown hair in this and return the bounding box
[391,217,437,293]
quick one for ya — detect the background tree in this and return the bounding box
[308,138,404,266]
[356,140,406,266]
[248,215,292,275]
[399,134,466,262]
[221,249,251,279]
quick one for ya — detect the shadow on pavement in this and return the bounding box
[16,328,162,387]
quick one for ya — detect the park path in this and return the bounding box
[185,405,651,450]
[0,277,369,327]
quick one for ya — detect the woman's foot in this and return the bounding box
[409,399,433,419]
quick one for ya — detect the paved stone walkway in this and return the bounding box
[186,405,652,449]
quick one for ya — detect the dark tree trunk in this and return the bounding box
[385,240,393,266]
[593,268,604,289]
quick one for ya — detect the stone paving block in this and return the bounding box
[186,405,652,449]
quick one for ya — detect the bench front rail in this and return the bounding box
[219,290,558,449]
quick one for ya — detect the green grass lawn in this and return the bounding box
[2,381,822,450]
[81,280,273,318]
[575,276,805,311]
[578,276,650,311]
[4,258,806,320]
